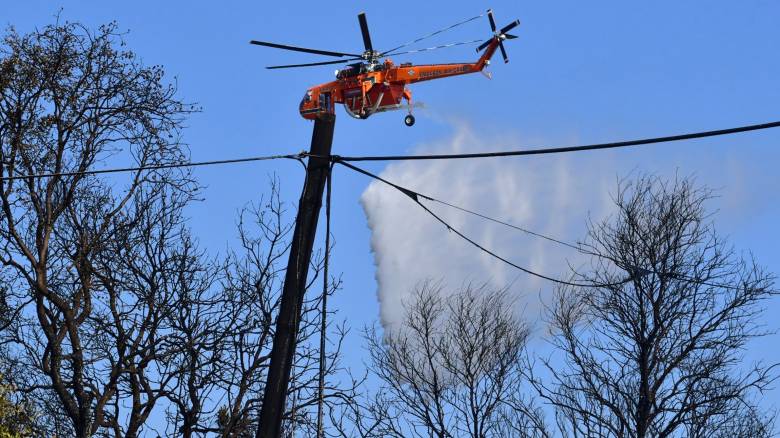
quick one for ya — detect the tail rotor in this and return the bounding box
[477,9,520,63]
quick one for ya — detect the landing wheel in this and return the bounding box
[404,114,415,127]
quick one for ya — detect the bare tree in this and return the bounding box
[686,397,775,438]
[158,231,226,437]
[343,282,547,438]
[535,175,777,438]
[0,21,195,436]
[0,20,358,437]
[162,181,355,437]
[99,188,211,437]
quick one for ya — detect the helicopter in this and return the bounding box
[250,9,519,127]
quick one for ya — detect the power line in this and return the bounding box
[426,195,642,272]
[429,194,758,292]
[0,153,304,181]
[338,160,769,293]
[316,163,333,438]
[1,126,771,293]
[330,119,780,162]
[428,197,583,252]
[336,159,635,288]
[7,118,779,181]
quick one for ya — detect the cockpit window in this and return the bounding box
[303,91,312,103]
[337,66,359,79]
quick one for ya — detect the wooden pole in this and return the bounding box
[258,114,335,438]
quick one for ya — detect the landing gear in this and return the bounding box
[402,87,415,127]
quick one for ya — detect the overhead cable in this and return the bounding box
[336,159,635,288]
[316,163,333,438]
[8,119,779,181]
[331,119,780,162]
[0,153,304,181]
[427,192,758,292]
[429,197,584,252]
[339,160,768,292]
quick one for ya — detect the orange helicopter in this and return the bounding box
[250,9,519,126]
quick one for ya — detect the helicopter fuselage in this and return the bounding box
[298,37,500,121]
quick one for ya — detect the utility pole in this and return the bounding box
[258,114,335,438]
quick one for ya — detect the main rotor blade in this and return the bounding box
[499,41,508,63]
[476,38,492,52]
[250,40,361,58]
[500,20,520,34]
[504,34,518,40]
[487,9,497,32]
[266,58,362,70]
[358,12,374,52]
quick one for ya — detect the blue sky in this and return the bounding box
[5,0,780,430]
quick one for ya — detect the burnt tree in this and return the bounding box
[536,175,777,438]
[340,282,547,438]
[0,21,195,436]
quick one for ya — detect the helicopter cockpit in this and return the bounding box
[336,60,391,79]
[336,63,363,79]
[299,89,313,110]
